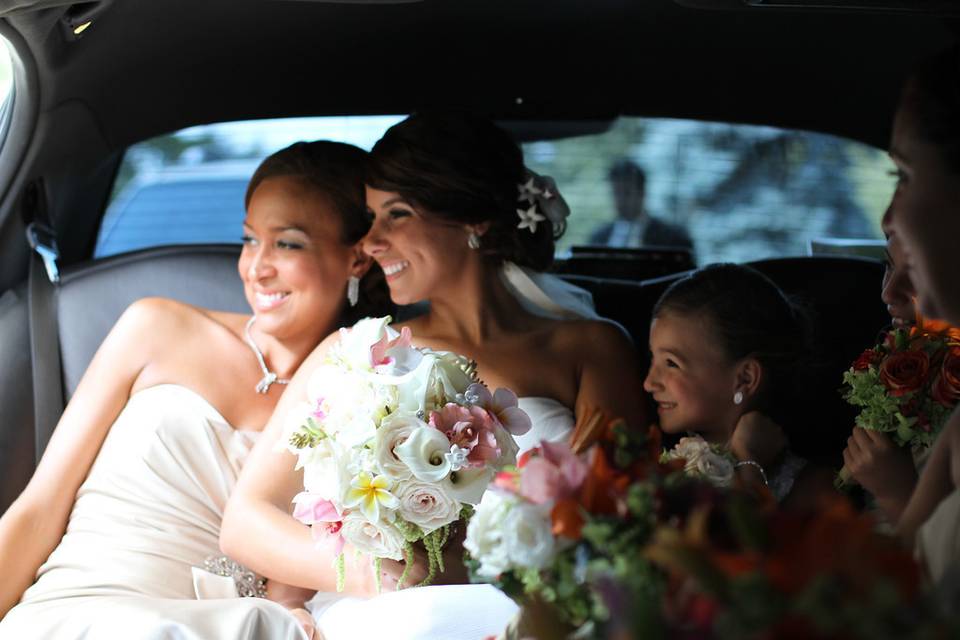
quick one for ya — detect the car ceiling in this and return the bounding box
[6,0,958,148]
[0,0,956,290]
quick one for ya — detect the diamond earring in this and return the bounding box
[733,390,744,405]
[467,232,480,250]
[347,276,360,307]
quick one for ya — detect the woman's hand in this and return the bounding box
[288,607,322,640]
[378,525,469,592]
[843,427,917,522]
[729,411,787,468]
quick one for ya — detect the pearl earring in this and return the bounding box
[733,390,744,405]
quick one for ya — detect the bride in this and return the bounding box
[0,141,384,638]
[221,112,647,639]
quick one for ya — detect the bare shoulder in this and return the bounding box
[548,318,635,362]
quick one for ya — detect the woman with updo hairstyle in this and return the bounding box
[222,111,646,639]
[644,263,833,507]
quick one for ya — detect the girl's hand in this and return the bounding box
[843,427,916,521]
[729,411,787,468]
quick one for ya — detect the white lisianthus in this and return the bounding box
[308,366,382,448]
[502,500,555,571]
[393,479,461,534]
[373,413,421,481]
[691,451,735,487]
[464,490,515,578]
[394,425,452,482]
[340,512,405,561]
[442,466,495,505]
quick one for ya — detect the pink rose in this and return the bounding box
[519,441,587,505]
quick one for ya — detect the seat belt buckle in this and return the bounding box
[25,221,61,284]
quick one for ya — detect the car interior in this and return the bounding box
[0,0,957,518]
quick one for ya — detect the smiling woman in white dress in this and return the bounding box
[0,141,386,638]
[221,112,647,639]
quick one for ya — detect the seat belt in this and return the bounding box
[23,181,63,465]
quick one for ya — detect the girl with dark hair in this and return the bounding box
[644,263,833,506]
[0,141,385,639]
[222,112,646,639]
[882,46,960,583]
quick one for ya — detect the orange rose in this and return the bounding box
[932,348,960,407]
[879,349,930,396]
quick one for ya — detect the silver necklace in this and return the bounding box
[243,316,290,394]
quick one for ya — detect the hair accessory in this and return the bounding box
[733,390,744,405]
[734,459,768,486]
[347,275,360,307]
[467,231,481,250]
[244,316,291,394]
[516,169,570,234]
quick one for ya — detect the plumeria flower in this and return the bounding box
[344,472,399,522]
[467,383,532,436]
[516,204,546,233]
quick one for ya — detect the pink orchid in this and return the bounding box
[292,492,344,555]
[430,403,501,467]
[370,326,413,370]
[518,441,587,505]
[467,383,532,436]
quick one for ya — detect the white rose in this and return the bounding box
[394,479,461,534]
[300,439,352,503]
[464,490,514,578]
[671,436,710,465]
[429,351,475,402]
[340,511,406,561]
[692,451,735,487]
[502,500,555,571]
[373,413,421,481]
[442,466,495,505]
[394,425,452,482]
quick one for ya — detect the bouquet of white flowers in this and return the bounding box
[284,317,531,590]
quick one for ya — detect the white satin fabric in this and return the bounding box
[0,384,305,640]
[308,397,575,640]
[917,488,960,585]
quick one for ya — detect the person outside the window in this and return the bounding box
[589,159,694,251]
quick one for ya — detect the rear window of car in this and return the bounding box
[97,116,894,264]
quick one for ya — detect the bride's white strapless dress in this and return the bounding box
[0,384,305,640]
[307,396,575,640]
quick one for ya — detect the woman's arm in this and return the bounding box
[221,333,378,594]
[896,409,960,546]
[0,299,164,617]
[572,321,647,428]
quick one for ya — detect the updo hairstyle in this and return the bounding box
[366,111,564,272]
[653,264,813,427]
[900,45,960,173]
[245,140,392,323]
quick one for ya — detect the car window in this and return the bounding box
[95,116,404,258]
[98,116,894,264]
[522,118,894,263]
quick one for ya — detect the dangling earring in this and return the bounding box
[347,276,360,307]
[467,232,480,250]
[733,390,744,405]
